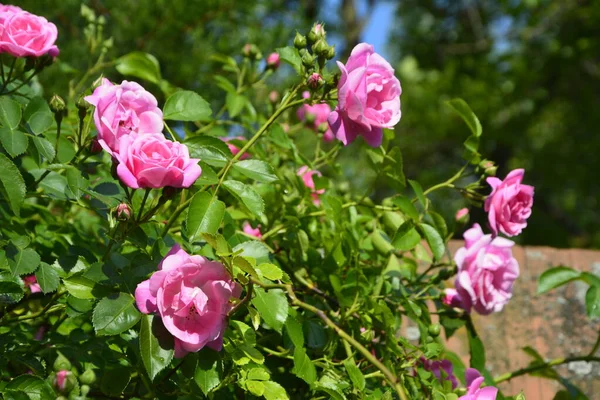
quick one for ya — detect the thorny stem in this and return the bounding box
[251,278,409,400]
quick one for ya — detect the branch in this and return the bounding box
[494,355,600,384]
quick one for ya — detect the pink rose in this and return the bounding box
[0,9,59,57]
[243,221,262,239]
[221,136,250,160]
[297,166,325,205]
[328,43,401,148]
[452,224,519,315]
[459,369,498,400]
[135,244,241,358]
[266,52,280,69]
[23,275,41,293]
[297,93,335,142]
[484,169,534,237]
[421,358,458,389]
[84,79,164,155]
[115,134,201,189]
[115,203,131,220]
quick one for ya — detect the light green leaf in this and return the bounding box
[34,262,59,293]
[233,241,270,265]
[223,180,264,217]
[293,347,317,384]
[0,97,21,130]
[586,285,600,319]
[263,381,289,400]
[187,192,226,240]
[233,160,278,182]
[276,46,302,74]
[409,179,427,208]
[391,220,421,251]
[391,195,419,220]
[256,263,283,281]
[537,266,581,294]
[0,153,26,216]
[116,52,161,84]
[92,292,141,335]
[0,128,28,157]
[27,112,54,135]
[419,223,445,261]
[285,317,304,348]
[343,359,365,391]
[194,162,218,185]
[187,144,229,167]
[447,98,482,137]
[251,288,288,332]
[8,248,40,277]
[246,380,265,396]
[62,275,100,299]
[140,315,174,380]
[226,92,247,117]
[163,90,212,121]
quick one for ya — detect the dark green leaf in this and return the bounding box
[63,275,101,299]
[140,315,174,380]
[214,75,236,93]
[223,180,264,216]
[276,47,302,74]
[466,318,485,370]
[187,144,229,168]
[447,98,482,137]
[0,153,26,216]
[0,128,28,157]
[8,248,40,276]
[0,97,21,130]
[163,90,212,121]
[428,211,448,239]
[35,262,59,293]
[269,124,292,149]
[233,160,278,182]
[537,266,581,294]
[27,112,53,135]
[31,136,55,161]
[285,316,304,348]
[391,220,420,251]
[251,288,288,332]
[92,292,141,336]
[187,192,226,240]
[409,179,427,208]
[194,162,218,185]
[100,366,131,397]
[419,223,445,261]
[0,280,24,303]
[292,347,317,384]
[3,375,55,400]
[116,52,161,84]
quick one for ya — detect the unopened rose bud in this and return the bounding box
[317,122,329,134]
[301,52,315,68]
[479,159,497,176]
[299,48,308,57]
[442,288,463,308]
[455,207,469,224]
[266,52,280,69]
[268,91,279,104]
[308,23,325,44]
[242,43,252,57]
[49,94,67,120]
[428,324,441,337]
[307,73,324,89]
[89,138,102,154]
[242,44,262,60]
[304,111,316,125]
[294,32,307,49]
[54,370,75,393]
[313,39,329,57]
[115,203,131,221]
[79,369,97,385]
[326,45,336,60]
[53,352,71,372]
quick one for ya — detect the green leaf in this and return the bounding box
[163,90,212,121]
[27,112,54,135]
[187,192,226,240]
[447,98,482,137]
[34,262,59,293]
[194,162,218,185]
[233,160,278,182]
[92,292,141,336]
[140,315,174,380]
[251,288,288,332]
[100,366,131,397]
[246,380,265,396]
[186,135,232,156]
[3,375,55,400]
[269,123,292,149]
[8,248,40,277]
[214,75,236,93]
[63,275,101,299]
[409,180,427,208]
[223,180,264,217]
[226,92,247,118]
[187,144,229,168]
[0,128,28,157]
[276,46,302,74]
[0,97,21,130]
[391,220,421,251]
[343,359,365,391]
[391,195,419,220]
[293,347,317,384]
[466,318,486,371]
[31,136,55,161]
[585,285,600,319]
[233,241,270,264]
[419,223,445,261]
[537,266,581,294]
[428,211,448,239]
[116,52,161,84]
[263,381,289,400]
[0,153,26,216]
[256,263,283,281]
[285,317,304,348]
[0,280,24,304]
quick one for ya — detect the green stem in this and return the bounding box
[137,189,151,223]
[421,163,468,197]
[260,223,286,240]
[52,118,62,163]
[2,70,39,95]
[494,355,600,384]
[164,123,177,141]
[251,278,408,400]
[302,201,399,218]
[1,291,66,324]
[1,57,17,92]
[589,330,600,356]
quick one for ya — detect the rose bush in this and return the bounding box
[0,5,597,400]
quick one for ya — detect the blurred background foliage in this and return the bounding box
[19,0,600,248]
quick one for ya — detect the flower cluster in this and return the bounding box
[446,170,534,316]
[85,79,201,189]
[0,3,59,58]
